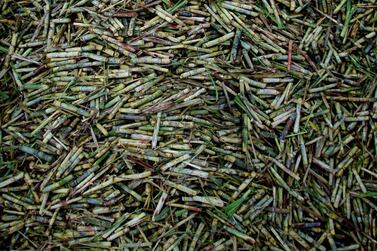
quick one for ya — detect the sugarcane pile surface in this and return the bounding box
[0,0,377,250]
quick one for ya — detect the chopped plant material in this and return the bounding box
[0,0,377,250]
